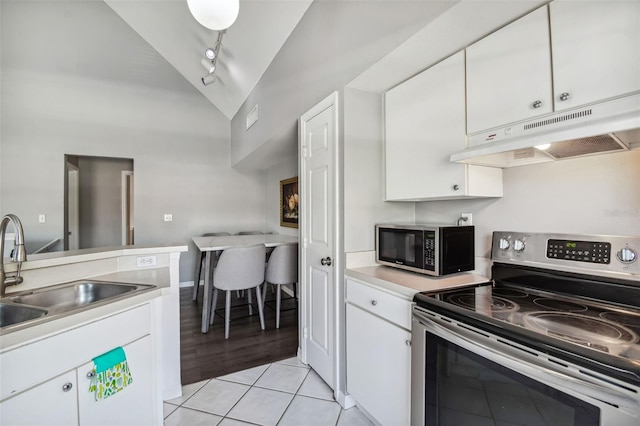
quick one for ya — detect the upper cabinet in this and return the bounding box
[466,6,553,134]
[385,51,502,201]
[466,1,640,134]
[550,0,640,111]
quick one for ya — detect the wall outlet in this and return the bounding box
[461,213,473,226]
[136,255,157,267]
[164,214,173,222]
[38,214,46,223]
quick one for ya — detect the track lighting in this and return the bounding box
[202,75,216,86]
[198,31,224,87]
[201,58,216,74]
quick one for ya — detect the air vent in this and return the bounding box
[545,134,627,159]
[524,109,593,131]
[513,148,535,159]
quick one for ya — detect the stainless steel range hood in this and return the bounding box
[451,93,640,168]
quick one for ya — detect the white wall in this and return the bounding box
[230,0,458,166]
[415,150,640,261]
[0,1,267,281]
[344,88,414,253]
[265,157,299,237]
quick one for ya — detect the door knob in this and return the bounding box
[320,257,332,266]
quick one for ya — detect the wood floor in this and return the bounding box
[179,285,299,385]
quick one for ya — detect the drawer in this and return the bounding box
[346,278,412,330]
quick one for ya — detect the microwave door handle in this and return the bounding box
[421,313,639,410]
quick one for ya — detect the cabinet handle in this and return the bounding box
[559,92,570,101]
[371,300,378,306]
[532,100,542,109]
[405,340,411,347]
[87,371,96,379]
[62,382,73,392]
[453,184,460,191]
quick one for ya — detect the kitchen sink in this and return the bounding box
[0,280,156,331]
[0,303,47,328]
[10,282,139,311]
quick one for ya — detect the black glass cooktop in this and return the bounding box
[435,284,640,358]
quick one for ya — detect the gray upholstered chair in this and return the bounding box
[210,244,266,339]
[192,232,231,301]
[262,243,298,329]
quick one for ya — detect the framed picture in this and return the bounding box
[280,176,299,228]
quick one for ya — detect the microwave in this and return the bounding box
[375,224,474,276]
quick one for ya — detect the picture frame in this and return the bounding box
[280,176,299,228]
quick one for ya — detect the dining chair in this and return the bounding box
[192,232,231,302]
[209,244,266,339]
[262,243,298,329]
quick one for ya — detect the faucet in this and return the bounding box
[0,214,27,297]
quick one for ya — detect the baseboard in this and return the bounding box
[179,280,204,288]
[336,391,356,409]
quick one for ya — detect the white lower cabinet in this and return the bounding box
[78,336,153,426]
[0,370,79,426]
[346,278,412,426]
[0,304,157,426]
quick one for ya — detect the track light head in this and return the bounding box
[205,48,216,60]
[201,58,216,74]
[202,74,216,86]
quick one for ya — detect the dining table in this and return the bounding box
[192,233,299,333]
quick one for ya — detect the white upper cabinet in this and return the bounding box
[466,6,553,134]
[550,0,640,111]
[385,51,502,201]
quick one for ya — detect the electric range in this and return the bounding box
[411,231,640,426]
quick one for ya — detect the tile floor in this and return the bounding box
[164,357,374,426]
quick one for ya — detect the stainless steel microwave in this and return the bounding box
[375,224,474,276]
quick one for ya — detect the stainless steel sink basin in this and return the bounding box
[1,280,156,332]
[0,303,47,328]
[10,282,139,311]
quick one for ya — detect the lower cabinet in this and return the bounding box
[0,370,79,426]
[346,278,412,426]
[0,304,158,426]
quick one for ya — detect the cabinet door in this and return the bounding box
[0,371,78,426]
[550,0,640,111]
[346,303,411,426]
[385,51,468,200]
[77,336,156,426]
[466,6,553,133]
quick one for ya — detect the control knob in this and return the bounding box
[513,239,526,252]
[498,238,510,250]
[616,247,637,264]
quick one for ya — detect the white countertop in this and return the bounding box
[1,260,177,351]
[346,265,491,300]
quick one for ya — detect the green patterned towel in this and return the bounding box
[89,347,133,401]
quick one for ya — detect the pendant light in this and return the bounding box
[187,0,239,31]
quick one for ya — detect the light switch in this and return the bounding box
[38,214,46,223]
[164,214,173,222]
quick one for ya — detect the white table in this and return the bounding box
[192,234,299,333]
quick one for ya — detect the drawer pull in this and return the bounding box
[87,371,96,379]
[62,382,73,392]
[405,340,411,347]
[371,300,378,306]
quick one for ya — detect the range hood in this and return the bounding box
[451,93,640,168]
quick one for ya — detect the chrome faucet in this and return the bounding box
[0,214,27,297]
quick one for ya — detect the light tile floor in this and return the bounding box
[164,357,374,426]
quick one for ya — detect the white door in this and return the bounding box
[300,92,338,390]
[67,165,80,250]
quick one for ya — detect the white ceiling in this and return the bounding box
[105,0,313,120]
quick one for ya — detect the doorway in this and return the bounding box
[64,155,134,250]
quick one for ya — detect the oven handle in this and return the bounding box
[413,309,639,410]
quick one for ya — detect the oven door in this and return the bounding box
[411,306,640,426]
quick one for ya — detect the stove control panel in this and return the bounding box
[547,239,611,264]
[491,232,640,278]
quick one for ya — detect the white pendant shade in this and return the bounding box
[187,0,239,31]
